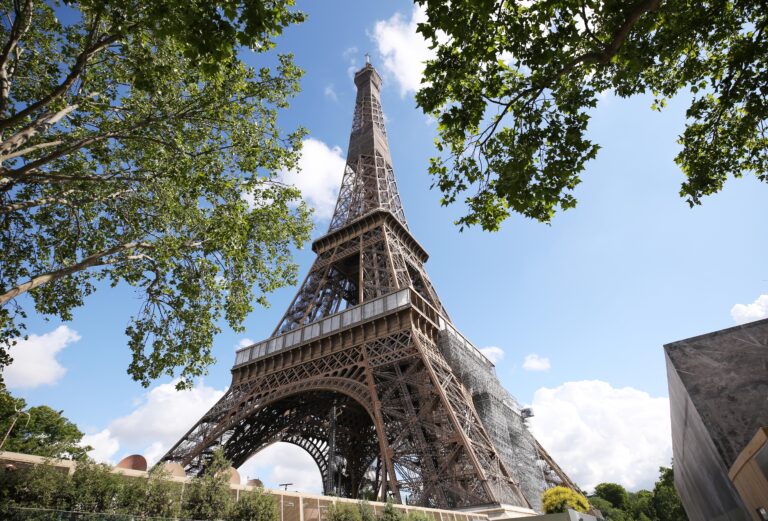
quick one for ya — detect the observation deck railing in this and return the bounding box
[233,287,491,367]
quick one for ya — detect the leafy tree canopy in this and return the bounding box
[327,502,364,521]
[0,0,313,388]
[0,388,90,460]
[230,486,279,521]
[652,467,688,521]
[359,500,377,521]
[0,459,185,518]
[588,467,688,521]
[380,499,404,521]
[594,482,629,510]
[589,497,632,521]
[415,0,768,230]
[184,447,233,520]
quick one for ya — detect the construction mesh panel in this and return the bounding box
[437,328,548,511]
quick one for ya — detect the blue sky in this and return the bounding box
[5,1,768,494]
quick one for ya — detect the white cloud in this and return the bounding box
[81,429,120,464]
[236,338,254,350]
[4,325,80,389]
[529,380,672,492]
[239,442,323,493]
[278,138,346,221]
[372,6,434,96]
[479,346,504,364]
[522,353,550,372]
[324,84,338,102]
[498,51,515,65]
[731,294,768,324]
[85,380,224,465]
[143,441,167,466]
[343,46,360,79]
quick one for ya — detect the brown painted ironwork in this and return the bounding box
[161,63,572,510]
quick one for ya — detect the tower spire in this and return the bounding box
[327,64,407,232]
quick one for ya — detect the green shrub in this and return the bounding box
[327,502,363,521]
[69,461,124,513]
[380,499,404,521]
[589,497,631,521]
[628,490,656,521]
[1,463,72,511]
[145,467,184,518]
[183,448,233,520]
[115,473,148,514]
[231,488,279,521]
[359,500,376,521]
[542,486,589,514]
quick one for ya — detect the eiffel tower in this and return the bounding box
[161,63,575,512]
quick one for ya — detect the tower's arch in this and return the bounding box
[223,388,380,498]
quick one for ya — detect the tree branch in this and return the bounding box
[0,0,33,115]
[0,103,78,159]
[0,138,64,162]
[577,0,661,66]
[3,131,118,179]
[0,27,121,132]
[2,113,157,181]
[579,2,602,45]
[0,240,152,305]
[0,187,133,214]
[0,189,76,214]
[475,0,660,150]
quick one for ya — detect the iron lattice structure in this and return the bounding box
[162,64,574,511]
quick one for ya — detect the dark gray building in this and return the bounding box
[665,318,768,520]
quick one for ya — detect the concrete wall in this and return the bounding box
[665,351,749,520]
[664,318,768,520]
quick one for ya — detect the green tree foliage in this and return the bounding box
[0,0,312,388]
[0,460,73,514]
[594,483,629,510]
[144,467,185,518]
[380,499,405,521]
[69,461,123,513]
[183,447,233,520]
[590,497,632,521]
[0,389,90,460]
[629,490,656,521]
[230,487,279,521]
[652,467,688,521]
[415,0,768,230]
[359,499,377,521]
[588,467,688,521]
[327,502,364,521]
[541,486,589,513]
[0,459,188,517]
